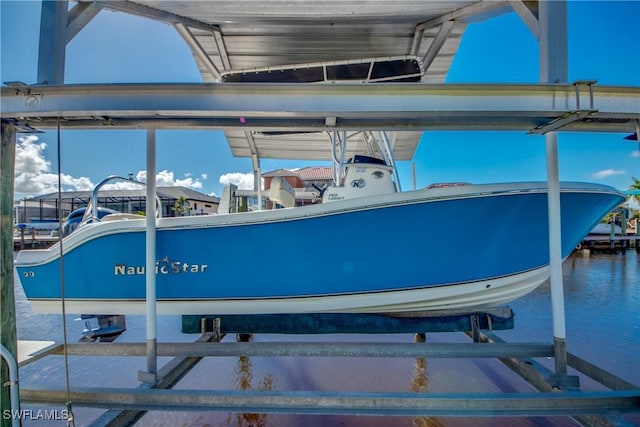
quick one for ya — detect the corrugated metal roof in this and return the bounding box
[126,1,507,82]
[224,129,423,161]
[103,1,512,160]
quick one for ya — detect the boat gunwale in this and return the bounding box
[14,181,624,267]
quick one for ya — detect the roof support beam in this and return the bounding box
[212,30,232,71]
[415,1,509,31]
[66,1,104,44]
[420,21,455,73]
[509,0,539,39]
[90,1,220,33]
[173,23,222,80]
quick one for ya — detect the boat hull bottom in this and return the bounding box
[26,267,549,315]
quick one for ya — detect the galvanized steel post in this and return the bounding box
[539,0,569,377]
[38,0,68,84]
[0,344,20,427]
[144,129,158,383]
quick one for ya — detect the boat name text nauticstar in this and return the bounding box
[114,258,208,276]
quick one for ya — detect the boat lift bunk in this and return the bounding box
[182,309,515,341]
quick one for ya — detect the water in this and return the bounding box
[12,251,640,426]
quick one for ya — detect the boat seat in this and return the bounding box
[269,176,296,208]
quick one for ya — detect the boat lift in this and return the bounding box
[2,1,640,424]
[3,81,639,424]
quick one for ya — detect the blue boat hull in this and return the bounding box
[15,182,624,314]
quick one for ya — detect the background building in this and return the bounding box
[13,187,220,224]
[263,167,333,208]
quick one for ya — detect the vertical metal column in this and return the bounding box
[38,0,68,84]
[0,345,19,427]
[143,130,158,383]
[545,132,568,374]
[1,123,20,424]
[255,167,263,210]
[379,131,402,192]
[331,131,348,185]
[244,131,262,209]
[539,0,569,377]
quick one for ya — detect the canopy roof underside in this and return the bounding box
[104,0,513,160]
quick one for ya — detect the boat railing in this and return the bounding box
[80,175,162,227]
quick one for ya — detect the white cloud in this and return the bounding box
[592,169,625,179]
[14,135,50,174]
[631,150,640,158]
[103,170,205,190]
[219,172,256,190]
[13,135,97,196]
[13,135,207,196]
[156,170,180,187]
[155,170,204,189]
[100,179,145,191]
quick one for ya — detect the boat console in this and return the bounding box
[323,155,397,202]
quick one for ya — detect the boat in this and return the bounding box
[14,131,625,315]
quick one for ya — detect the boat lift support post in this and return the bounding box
[139,129,158,384]
[539,0,572,385]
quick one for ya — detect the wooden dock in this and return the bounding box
[13,233,58,250]
[579,234,640,254]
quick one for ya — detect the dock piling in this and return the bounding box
[1,122,20,425]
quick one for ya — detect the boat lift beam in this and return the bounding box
[15,331,640,421]
[14,329,640,423]
[19,386,640,419]
[1,83,638,136]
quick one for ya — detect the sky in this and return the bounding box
[1,1,639,202]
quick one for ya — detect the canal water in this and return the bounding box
[13,251,639,426]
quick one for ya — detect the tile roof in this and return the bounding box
[261,169,300,178]
[262,167,333,181]
[296,167,333,181]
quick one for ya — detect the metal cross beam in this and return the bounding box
[20,387,640,417]
[2,83,638,133]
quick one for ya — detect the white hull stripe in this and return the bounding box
[28,267,549,315]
